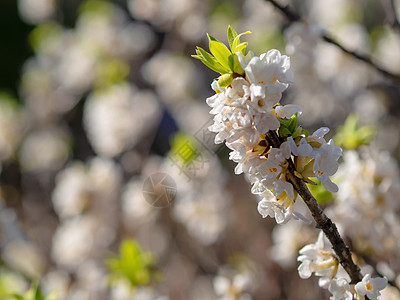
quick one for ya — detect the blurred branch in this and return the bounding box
[266,130,364,285]
[265,0,400,85]
[381,0,400,34]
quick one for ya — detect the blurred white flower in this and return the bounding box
[375,30,400,74]
[52,157,122,220]
[127,0,202,43]
[75,260,107,297]
[117,23,156,58]
[213,272,252,300]
[173,184,227,245]
[285,22,322,56]
[42,270,70,300]
[51,216,96,270]
[121,177,157,225]
[55,42,96,94]
[19,127,71,172]
[141,52,195,105]
[84,83,161,157]
[3,239,45,279]
[20,59,79,120]
[355,274,387,300]
[270,218,316,268]
[18,0,56,24]
[111,281,167,300]
[329,148,400,263]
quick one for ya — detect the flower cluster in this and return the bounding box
[298,232,388,300]
[195,27,342,224]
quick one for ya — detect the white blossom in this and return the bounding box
[297,232,338,282]
[328,278,353,300]
[355,274,387,300]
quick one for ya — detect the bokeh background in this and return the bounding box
[1,0,400,299]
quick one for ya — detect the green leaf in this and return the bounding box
[292,126,303,138]
[233,42,248,54]
[193,47,228,74]
[287,113,298,133]
[279,126,292,138]
[209,40,232,71]
[232,31,251,53]
[232,54,244,74]
[206,33,232,70]
[227,25,238,51]
[278,118,289,127]
[207,33,218,42]
[217,73,233,88]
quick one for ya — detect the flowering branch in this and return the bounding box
[194,26,388,299]
[265,130,363,284]
[265,0,400,84]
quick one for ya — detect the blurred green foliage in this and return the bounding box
[334,114,375,150]
[169,132,203,165]
[11,283,56,300]
[307,178,335,205]
[106,239,157,290]
[29,23,62,54]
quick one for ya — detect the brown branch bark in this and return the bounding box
[265,0,400,84]
[265,130,364,284]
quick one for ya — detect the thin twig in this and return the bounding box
[266,130,364,284]
[265,0,400,84]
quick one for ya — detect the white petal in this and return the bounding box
[355,281,367,296]
[255,113,280,133]
[257,199,274,218]
[275,104,302,119]
[250,83,265,99]
[373,276,388,290]
[298,260,312,279]
[321,178,339,193]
